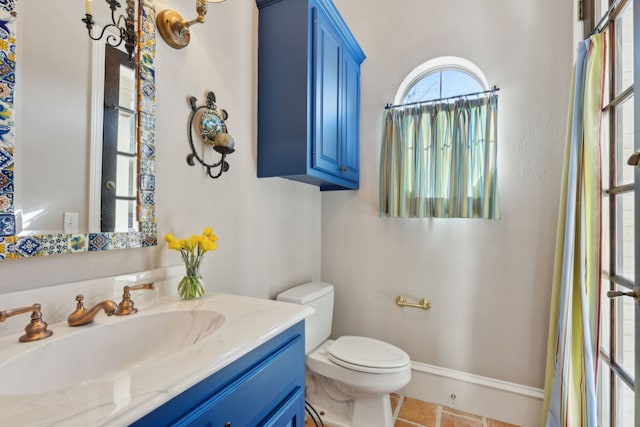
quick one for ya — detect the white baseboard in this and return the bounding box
[399,362,544,427]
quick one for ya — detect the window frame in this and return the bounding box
[393,56,490,106]
[594,0,637,425]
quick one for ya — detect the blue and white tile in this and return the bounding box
[15,235,41,257]
[88,233,109,251]
[40,234,71,256]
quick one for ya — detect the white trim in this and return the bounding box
[393,56,490,105]
[412,361,544,399]
[88,25,107,233]
[400,361,544,427]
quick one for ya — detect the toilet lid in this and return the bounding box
[327,336,410,373]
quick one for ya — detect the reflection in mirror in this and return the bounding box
[0,0,157,260]
[101,45,137,232]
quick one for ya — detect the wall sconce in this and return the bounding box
[156,0,225,49]
[81,0,137,61]
[186,91,235,179]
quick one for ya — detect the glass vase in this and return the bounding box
[178,267,205,300]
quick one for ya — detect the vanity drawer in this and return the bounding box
[132,321,305,427]
[176,334,304,426]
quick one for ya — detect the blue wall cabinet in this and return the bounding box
[256,0,365,191]
[131,322,305,426]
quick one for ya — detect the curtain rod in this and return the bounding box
[589,0,624,36]
[385,85,499,110]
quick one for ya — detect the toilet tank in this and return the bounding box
[276,282,334,354]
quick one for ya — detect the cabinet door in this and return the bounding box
[261,386,305,427]
[341,51,360,183]
[312,7,342,176]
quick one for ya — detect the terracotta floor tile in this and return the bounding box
[397,397,438,426]
[442,406,483,421]
[395,420,423,427]
[390,393,402,414]
[440,411,483,427]
[487,418,520,427]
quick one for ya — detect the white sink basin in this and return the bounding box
[0,309,225,395]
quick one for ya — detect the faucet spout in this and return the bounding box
[67,294,119,326]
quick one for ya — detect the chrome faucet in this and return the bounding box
[67,294,119,326]
[0,303,54,342]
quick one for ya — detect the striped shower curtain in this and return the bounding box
[379,95,499,219]
[542,33,605,427]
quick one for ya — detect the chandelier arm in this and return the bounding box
[85,22,122,46]
[82,0,136,61]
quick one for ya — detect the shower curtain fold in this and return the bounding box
[541,33,604,427]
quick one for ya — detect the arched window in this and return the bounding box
[394,56,489,105]
[380,57,499,219]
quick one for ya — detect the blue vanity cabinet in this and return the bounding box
[256,0,365,191]
[131,322,305,427]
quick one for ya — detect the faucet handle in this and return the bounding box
[70,294,87,315]
[116,282,155,316]
[0,303,54,342]
[74,294,85,306]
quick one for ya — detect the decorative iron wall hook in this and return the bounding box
[186,91,235,179]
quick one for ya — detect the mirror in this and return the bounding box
[0,0,157,259]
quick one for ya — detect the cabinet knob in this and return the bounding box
[224,423,232,427]
[340,165,348,173]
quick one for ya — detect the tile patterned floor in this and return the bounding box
[304,394,520,427]
[391,394,519,427]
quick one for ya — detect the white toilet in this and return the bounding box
[277,282,411,427]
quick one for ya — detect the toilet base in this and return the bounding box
[352,394,393,427]
[306,371,395,427]
[304,402,350,427]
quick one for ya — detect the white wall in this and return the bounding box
[323,0,573,389]
[0,0,321,300]
[2,0,572,394]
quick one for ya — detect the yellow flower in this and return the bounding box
[165,227,218,259]
[180,238,191,251]
[204,240,218,252]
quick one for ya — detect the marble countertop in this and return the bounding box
[0,293,313,427]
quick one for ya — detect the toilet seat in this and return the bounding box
[327,336,410,374]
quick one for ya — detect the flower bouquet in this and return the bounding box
[164,227,218,299]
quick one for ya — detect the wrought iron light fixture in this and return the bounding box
[82,0,137,62]
[186,91,235,179]
[156,0,225,49]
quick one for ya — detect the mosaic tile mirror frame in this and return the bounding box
[0,0,157,259]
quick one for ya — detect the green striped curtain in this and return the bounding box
[379,95,499,218]
[542,33,604,427]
